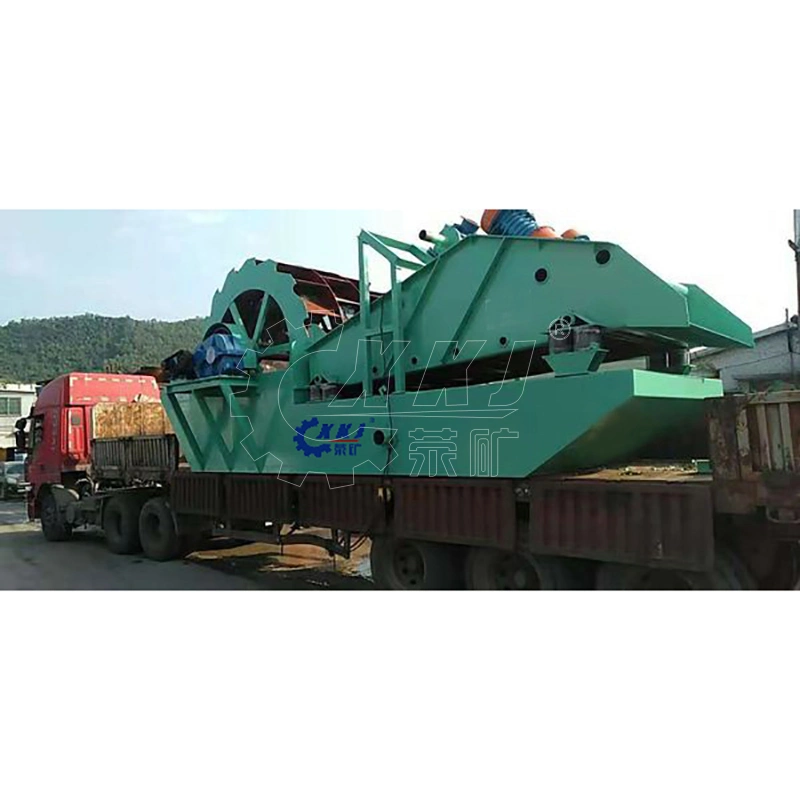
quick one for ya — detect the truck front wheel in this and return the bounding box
[139,497,182,562]
[103,495,143,555]
[41,493,73,542]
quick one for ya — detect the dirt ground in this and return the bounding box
[0,500,374,591]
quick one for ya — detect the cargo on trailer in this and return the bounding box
[20,211,800,590]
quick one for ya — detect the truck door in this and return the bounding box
[28,413,48,481]
[27,408,63,485]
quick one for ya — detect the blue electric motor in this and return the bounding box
[193,333,247,379]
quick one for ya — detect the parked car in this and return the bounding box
[0,460,29,500]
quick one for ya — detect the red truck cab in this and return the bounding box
[19,373,161,521]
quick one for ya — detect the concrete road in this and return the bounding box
[0,500,373,591]
[0,499,33,529]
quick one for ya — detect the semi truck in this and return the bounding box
[15,209,800,589]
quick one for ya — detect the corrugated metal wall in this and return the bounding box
[92,435,178,482]
[224,474,293,523]
[709,391,800,517]
[297,476,386,533]
[167,471,715,570]
[392,478,516,549]
[525,479,714,571]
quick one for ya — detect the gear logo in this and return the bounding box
[293,418,372,458]
[293,418,332,458]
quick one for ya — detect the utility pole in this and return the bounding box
[788,211,800,384]
[789,210,800,326]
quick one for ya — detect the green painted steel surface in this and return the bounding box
[162,225,753,481]
[163,369,724,479]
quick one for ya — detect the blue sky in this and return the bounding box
[0,210,475,325]
[0,208,796,331]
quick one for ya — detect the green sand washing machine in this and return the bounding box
[161,212,754,482]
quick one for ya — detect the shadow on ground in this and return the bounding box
[0,500,374,590]
[188,540,374,591]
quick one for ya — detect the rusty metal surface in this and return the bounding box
[707,395,748,481]
[224,474,293,523]
[92,435,178,482]
[709,392,800,515]
[276,263,381,323]
[172,472,383,532]
[163,468,721,570]
[524,478,715,571]
[297,476,386,533]
[171,471,223,517]
[391,478,516,549]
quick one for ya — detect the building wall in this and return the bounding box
[693,324,800,393]
[0,384,37,452]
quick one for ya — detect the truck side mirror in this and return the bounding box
[15,417,27,431]
[14,429,28,453]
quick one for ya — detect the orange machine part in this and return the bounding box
[480,209,500,233]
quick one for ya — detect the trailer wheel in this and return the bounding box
[465,548,578,590]
[370,537,464,590]
[139,497,183,562]
[41,492,73,542]
[103,495,143,555]
[595,546,755,590]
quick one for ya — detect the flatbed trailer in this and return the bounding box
[18,212,800,589]
[36,388,800,589]
[19,378,800,590]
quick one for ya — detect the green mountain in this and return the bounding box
[0,314,207,384]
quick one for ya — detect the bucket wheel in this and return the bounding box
[205,259,311,361]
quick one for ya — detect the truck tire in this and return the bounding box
[370,537,464,590]
[139,497,182,562]
[103,495,143,555]
[41,492,73,542]
[595,546,755,590]
[465,548,578,590]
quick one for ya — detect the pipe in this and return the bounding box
[419,229,446,245]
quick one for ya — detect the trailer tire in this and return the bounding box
[465,548,578,590]
[103,495,143,555]
[595,546,755,590]
[139,497,182,562]
[370,537,464,590]
[41,492,73,542]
